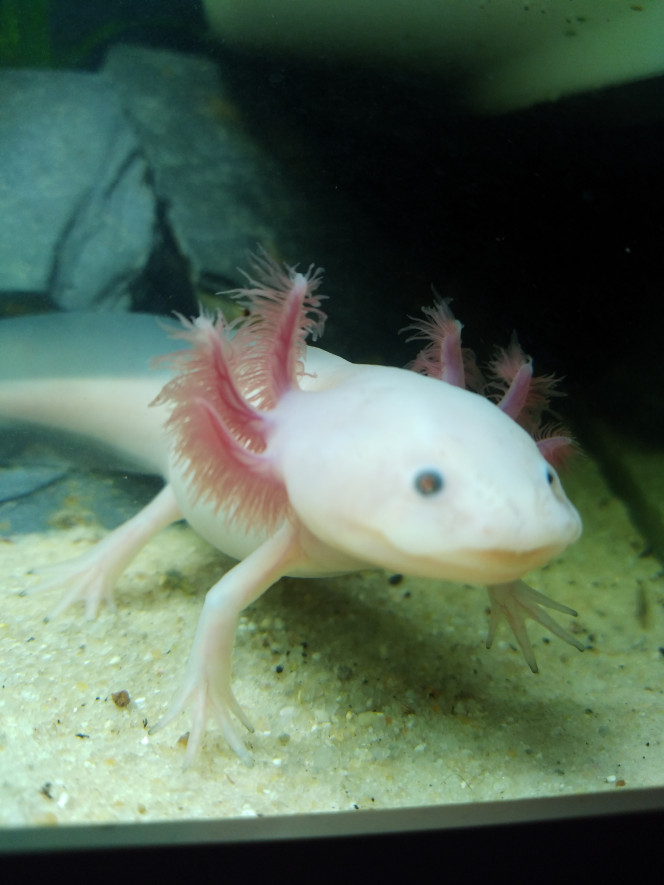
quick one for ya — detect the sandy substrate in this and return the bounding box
[0,457,662,828]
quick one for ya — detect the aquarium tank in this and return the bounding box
[0,0,663,869]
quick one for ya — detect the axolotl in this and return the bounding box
[0,252,582,765]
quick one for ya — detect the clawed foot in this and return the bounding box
[486,580,584,672]
[23,541,122,620]
[150,669,254,767]
[19,486,182,620]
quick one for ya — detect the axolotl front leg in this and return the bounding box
[486,581,584,673]
[150,521,308,766]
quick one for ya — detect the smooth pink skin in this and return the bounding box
[0,328,582,764]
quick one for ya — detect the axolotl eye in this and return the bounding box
[414,469,444,496]
[544,465,567,502]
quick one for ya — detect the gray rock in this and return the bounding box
[0,69,155,309]
[102,44,295,290]
[0,462,68,503]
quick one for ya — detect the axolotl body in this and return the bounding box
[0,253,582,764]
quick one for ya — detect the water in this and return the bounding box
[0,0,662,847]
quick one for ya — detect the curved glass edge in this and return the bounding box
[1,786,663,854]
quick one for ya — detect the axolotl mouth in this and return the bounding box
[328,523,576,584]
[403,544,569,584]
[323,503,582,585]
[454,543,570,584]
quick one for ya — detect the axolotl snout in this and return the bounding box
[0,252,582,764]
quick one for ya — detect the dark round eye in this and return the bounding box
[546,467,559,486]
[414,469,444,496]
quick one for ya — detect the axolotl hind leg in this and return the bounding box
[486,580,585,673]
[23,484,182,620]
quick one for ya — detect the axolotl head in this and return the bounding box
[273,363,582,584]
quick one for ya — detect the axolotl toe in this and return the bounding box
[0,251,582,765]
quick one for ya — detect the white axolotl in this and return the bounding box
[0,252,582,765]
